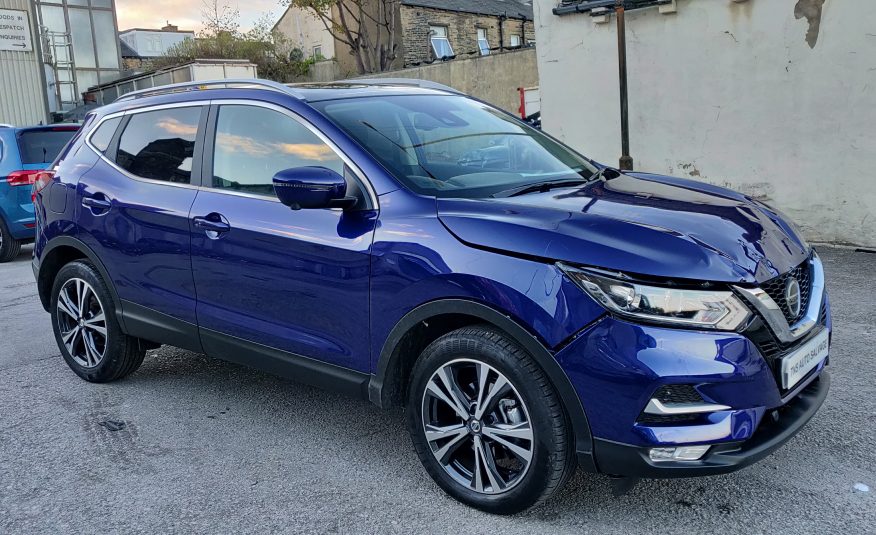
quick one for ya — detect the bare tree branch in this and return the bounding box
[285,0,399,74]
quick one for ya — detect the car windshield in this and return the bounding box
[17,128,79,165]
[312,95,598,198]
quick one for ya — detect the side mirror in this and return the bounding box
[272,166,356,210]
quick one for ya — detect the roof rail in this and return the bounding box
[114,78,305,103]
[347,78,461,94]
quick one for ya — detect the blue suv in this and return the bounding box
[32,79,830,514]
[0,124,78,261]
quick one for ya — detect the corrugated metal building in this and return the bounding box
[1,0,123,126]
[0,1,49,126]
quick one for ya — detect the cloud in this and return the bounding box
[115,0,280,32]
[216,130,337,162]
[156,116,199,137]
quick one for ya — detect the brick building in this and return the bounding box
[273,0,534,75]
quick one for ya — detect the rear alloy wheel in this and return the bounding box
[0,218,22,263]
[56,278,107,368]
[407,325,575,514]
[50,260,146,382]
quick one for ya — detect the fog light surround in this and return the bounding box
[649,445,711,462]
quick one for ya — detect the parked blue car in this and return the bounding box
[32,79,830,514]
[0,124,79,261]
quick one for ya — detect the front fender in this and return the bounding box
[370,298,598,471]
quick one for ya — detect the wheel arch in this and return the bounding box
[37,237,126,331]
[369,298,595,469]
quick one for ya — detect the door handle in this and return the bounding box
[192,216,231,233]
[81,195,112,212]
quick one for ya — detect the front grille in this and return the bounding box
[760,260,812,324]
[744,301,828,392]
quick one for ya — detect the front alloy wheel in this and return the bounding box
[422,359,534,494]
[407,325,575,514]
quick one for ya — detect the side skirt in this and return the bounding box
[199,327,371,399]
[121,300,203,353]
[120,300,371,400]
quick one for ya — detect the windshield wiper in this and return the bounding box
[588,166,607,182]
[491,177,589,198]
[491,167,608,198]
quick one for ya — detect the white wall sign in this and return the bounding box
[0,9,33,53]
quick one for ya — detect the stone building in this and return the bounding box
[399,0,535,66]
[273,0,534,76]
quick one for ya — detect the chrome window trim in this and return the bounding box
[84,101,211,191]
[734,253,825,344]
[205,99,379,209]
[83,99,380,208]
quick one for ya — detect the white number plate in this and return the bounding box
[781,329,829,389]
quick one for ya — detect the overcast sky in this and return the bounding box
[115,0,281,33]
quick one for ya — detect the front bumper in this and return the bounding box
[592,372,829,477]
[556,293,831,477]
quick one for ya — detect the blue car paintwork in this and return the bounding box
[1,125,81,240]
[0,130,38,240]
[437,172,808,285]
[32,84,829,465]
[555,294,829,447]
[368,190,607,370]
[76,156,201,325]
[190,189,377,371]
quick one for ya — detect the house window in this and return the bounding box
[430,25,453,59]
[509,35,521,48]
[477,28,490,56]
[312,45,322,59]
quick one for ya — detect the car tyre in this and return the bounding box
[407,324,575,514]
[0,218,22,263]
[50,260,146,382]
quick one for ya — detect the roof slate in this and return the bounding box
[400,0,533,19]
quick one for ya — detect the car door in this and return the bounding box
[76,103,207,350]
[190,101,377,373]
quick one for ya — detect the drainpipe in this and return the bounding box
[499,13,506,51]
[521,15,527,46]
[616,1,633,170]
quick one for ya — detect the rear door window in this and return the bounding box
[17,127,79,165]
[116,107,202,183]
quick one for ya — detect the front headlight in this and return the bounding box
[560,264,751,331]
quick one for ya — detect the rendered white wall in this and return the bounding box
[273,7,336,60]
[533,0,876,247]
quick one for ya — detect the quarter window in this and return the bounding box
[430,26,453,59]
[116,107,201,183]
[211,105,345,197]
[477,28,490,56]
[89,116,122,153]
